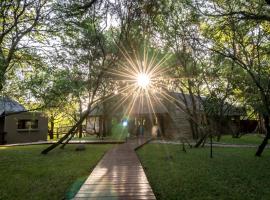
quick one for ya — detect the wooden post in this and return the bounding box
[56,128,59,139]
[210,134,213,158]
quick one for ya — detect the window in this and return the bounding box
[17,120,38,129]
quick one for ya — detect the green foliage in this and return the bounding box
[0,0,53,91]
[2,0,270,147]
[197,0,270,115]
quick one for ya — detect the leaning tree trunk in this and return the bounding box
[41,93,113,154]
[41,106,92,154]
[60,127,79,149]
[255,115,270,157]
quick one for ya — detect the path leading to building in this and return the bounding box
[73,137,156,200]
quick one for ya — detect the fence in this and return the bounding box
[49,125,88,139]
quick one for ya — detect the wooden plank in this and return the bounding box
[80,183,152,190]
[73,138,156,200]
[74,196,156,200]
[78,187,153,192]
[76,192,155,197]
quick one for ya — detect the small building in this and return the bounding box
[0,97,48,144]
[86,93,193,138]
[86,92,245,139]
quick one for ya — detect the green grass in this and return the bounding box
[137,144,270,200]
[0,144,115,200]
[217,134,264,145]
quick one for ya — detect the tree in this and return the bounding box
[197,0,270,156]
[0,0,52,91]
[41,0,133,154]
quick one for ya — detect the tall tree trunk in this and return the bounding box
[78,99,83,138]
[187,80,199,139]
[0,62,7,92]
[78,125,83,138]
[188,119,197,139]
[258,115,266,134]
[49,115,54,140]
[216,119,222,142]
[0,81,3,92]
[255,115,270,156]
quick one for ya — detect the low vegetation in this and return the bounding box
[0,144,115,200]
[137,144,270,200]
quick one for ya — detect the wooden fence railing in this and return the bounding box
[50,125,89,139]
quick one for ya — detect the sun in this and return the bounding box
[137,73,150,89]
[105,45,175,119]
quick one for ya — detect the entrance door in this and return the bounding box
[0,116,6,144]
[134,116,154,137]
[157,115,165,136]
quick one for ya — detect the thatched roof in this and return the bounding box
[89,94,168,117]
[204,103,246,116]
[128,95,168,115]
[0,97,26,116]
[88,105,104,116]
[171,92,205,110]
[88,92,245,117]
[173,92,245,116]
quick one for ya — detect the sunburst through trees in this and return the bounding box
[106,45,177,120]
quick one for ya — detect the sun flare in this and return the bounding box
[137,73,150,89]
[105,45,181,119]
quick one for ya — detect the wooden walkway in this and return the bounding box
[73,137,156,200]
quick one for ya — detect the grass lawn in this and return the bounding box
[216,134,264,145]
[137,144,270,200]
[0,144,115,200]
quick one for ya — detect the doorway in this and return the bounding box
[0,116,6,144]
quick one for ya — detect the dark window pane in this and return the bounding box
[17,120,38,129]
